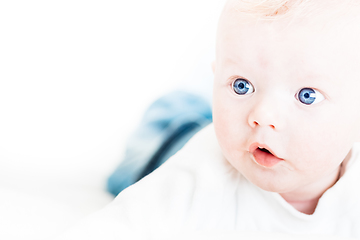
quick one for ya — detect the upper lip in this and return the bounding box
[249,142,283,160]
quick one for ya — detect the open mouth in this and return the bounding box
[249,144,284,168]
[258,147,272,154]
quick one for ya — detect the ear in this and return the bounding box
[211,61,216,75]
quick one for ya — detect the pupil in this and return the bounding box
[304,93,310,98]
[239,82,245,89]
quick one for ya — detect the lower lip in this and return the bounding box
[252,148,283,168]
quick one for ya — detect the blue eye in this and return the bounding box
[232,78,254,95]
[297,88,325,105]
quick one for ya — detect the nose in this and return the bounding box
[247,96,284,130]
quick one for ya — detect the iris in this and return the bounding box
[233,78,254,95]
[298,88,316,105]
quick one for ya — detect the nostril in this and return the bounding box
[251,121,276,130]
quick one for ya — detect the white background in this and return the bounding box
[0,0,224,239]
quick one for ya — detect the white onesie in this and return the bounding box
[58,124,360,239]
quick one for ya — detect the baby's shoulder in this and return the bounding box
[112,124,245,229]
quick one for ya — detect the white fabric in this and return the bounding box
[57,124,360,239]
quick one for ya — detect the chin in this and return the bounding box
[248,176,295,194]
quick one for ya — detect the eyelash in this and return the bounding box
[232,78,254,95]
[231,78,325,105]
[295,88,325,105]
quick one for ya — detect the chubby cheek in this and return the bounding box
[213,90,250,170]
[288,108,354,176]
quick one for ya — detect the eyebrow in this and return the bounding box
[220,56,333,89]
[221,56,243,65]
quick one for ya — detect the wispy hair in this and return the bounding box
[224,0,360,21]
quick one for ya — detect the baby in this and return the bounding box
[213,0,360,215]
[58,0,360,239]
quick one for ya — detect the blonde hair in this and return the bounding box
[225,0,360,21]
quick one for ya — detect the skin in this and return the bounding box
[212,4,360,214]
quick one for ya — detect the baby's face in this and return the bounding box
[213,9,360,194]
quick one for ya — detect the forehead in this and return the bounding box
[216,4,360,81]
